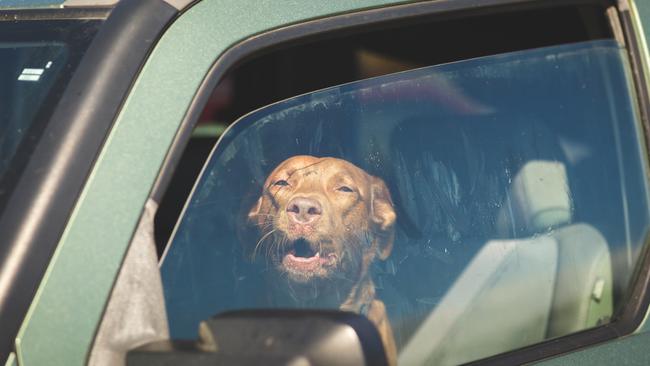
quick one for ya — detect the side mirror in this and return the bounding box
[127,309,388,366]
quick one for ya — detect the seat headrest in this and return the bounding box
[500,160,572,236]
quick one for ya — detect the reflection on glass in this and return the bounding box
[0,43,68,179]
[161,40,650,365]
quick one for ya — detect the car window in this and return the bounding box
[152,3,612,253]
[160,40,650,364]
[0,43,68,178]
[0,17,103,212]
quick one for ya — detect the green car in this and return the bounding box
[3,0,650,365]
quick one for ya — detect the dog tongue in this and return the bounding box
[284,252,321,271]
[288,252,319,262]
[283,252,337,272]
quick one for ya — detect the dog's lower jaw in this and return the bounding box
[280,253,338,283]
[282,268,331,287]
[269,259,358,307]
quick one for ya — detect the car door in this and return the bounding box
[10,0,650,365]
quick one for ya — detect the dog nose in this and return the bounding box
[287,197,322,224]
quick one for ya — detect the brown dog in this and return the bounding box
[247,155,397,365]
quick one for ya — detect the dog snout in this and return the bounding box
[287,197,322,224]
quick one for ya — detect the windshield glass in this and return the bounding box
[161,40,650,364]
[0,17,103,206]
[0,43,68,177]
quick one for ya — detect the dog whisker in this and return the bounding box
[252,229,276,260]
[252,213,279,219]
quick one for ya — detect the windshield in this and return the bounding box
[0,43,68,177]
[0,17,102,206]
[161,40,650,365]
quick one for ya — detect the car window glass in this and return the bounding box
[0,17,104,219]
[160,40,650,364]
[0,43,68,178]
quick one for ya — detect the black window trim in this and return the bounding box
[149,0,650,364]
[0,0,180,361]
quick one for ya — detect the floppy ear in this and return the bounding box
[247,196,264,227]
[370,177,396,260]
[237,194,268,260]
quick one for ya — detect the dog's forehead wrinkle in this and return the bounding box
[275,158,371,186]
[287,160,326,175]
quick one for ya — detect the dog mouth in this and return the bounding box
[281,238,337,278]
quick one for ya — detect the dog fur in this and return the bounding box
[246,155,397,364]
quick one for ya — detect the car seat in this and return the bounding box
[398,160,612,365]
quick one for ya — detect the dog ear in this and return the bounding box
[247,196,264,226]
[237,194,268,260]
[370,177,396,260]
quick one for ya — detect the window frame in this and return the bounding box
[0,7,113,361]
[153,0,650,364]
[5,1,181,364]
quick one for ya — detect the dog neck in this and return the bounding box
[340,273,376,315]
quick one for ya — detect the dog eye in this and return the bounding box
[273,180,289,187]
[337,186,354,193]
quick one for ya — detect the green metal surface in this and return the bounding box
[535,331,650,366]
[636,0,650,51]
[14,0,407,365]
[3,353,16,366]
[13,0,650,365]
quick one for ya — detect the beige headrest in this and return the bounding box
[510,160,572,233]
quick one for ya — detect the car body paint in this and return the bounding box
[12,0,650,365]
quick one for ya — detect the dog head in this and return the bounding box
[247,155,396,287]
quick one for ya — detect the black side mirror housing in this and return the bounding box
[126,309,388,366]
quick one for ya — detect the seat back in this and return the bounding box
[398,236,559,366]
[398,159,612,365]
[497,159,613,337]
[547,224,612,337]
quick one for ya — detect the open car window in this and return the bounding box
[160,40,650,365]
